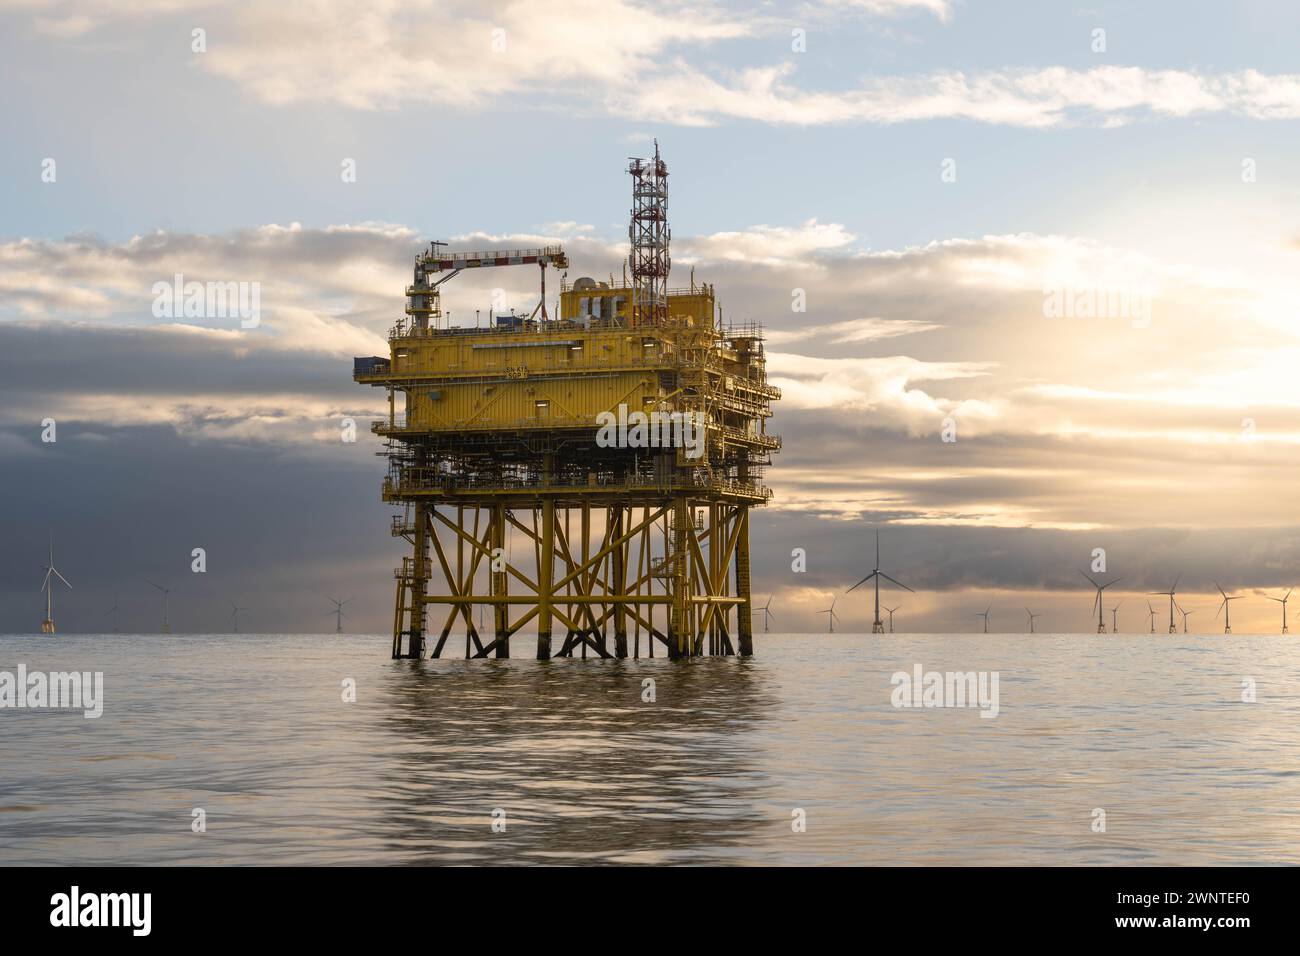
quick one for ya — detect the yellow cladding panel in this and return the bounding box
[667,291,714,325]
[392,326,673,432]
[409,372,657,431]
[560,285,714,326]
[391,326,665,375]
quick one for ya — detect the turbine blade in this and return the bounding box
[847,571,876,593]
[1080,570,1101,588]
[879,572,914,593]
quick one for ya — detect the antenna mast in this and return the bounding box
[628,140,670,327]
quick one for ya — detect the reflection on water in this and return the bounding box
[373,659,777,863]
[1,632,1298,865]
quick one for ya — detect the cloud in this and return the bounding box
[5,218,1298,536]
[833,0,954,19]
[677,219,857,267]
[622,63,1300,128]
[765,317,943,345]
[198,0,750,111]
[5,216,1300,630]
[0,224,405,355]
[9,1,1300,127]
[769,351,998,426]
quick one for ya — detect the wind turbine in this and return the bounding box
[1025,607,1040,634]
[40,534,71,634]
[1214,582,1241,635]
[1149,575,1180,634]
[1177,603,1193,634]
[975,606,990,633]
[104,596,120,633]
[884,605,899,633]
[819,596,840,634]
[1110,599,1123,634]
[751,595,775,633]
[145,579,171,633]
[1145,601,1157,634]
[1266,588,1292,634]
[847,529,913,633]
[1081,571,1123,633]
[327,596,351,634]
[229,599,249,633]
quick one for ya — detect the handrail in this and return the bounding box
[381,473,772,500]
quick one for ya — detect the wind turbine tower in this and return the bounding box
[820,596,840,634]
[1214,582,1241,635]
[752,595,775,633]
[975,606,990,633]
[847,529,913,634]
[1110,600,1123,634]
[1025,607,1040,634]
[1267,588,1292,634]
[884,605,899,634]
[40,535,71,634]
[229,599,249,634]
[145,579,171,633]
[1082,571,1122,633]
[1149,575,1180,634]
[328,597,351,634]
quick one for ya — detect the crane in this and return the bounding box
[406,242,569,332]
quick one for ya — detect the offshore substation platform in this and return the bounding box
[354,145,780,659]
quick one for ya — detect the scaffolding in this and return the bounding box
[354,145,780,659]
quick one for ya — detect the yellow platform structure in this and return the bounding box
[355,146,779,659]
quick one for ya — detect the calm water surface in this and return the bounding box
[1,632,1297,865]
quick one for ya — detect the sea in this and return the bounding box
[1,632,1297,865]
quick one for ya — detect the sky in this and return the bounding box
[2,0,1300,635]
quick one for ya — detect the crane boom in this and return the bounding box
[408,243,569,328]
[418,245,569,273]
